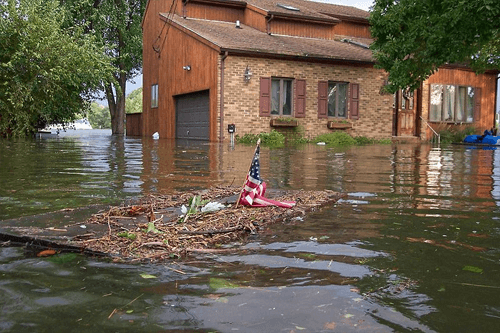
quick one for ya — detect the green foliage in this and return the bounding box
[88,102,111,129]
[0,0,114,137]
[438,126,476,144]
[126,87,143,114]
[62,0,147,134]
[236,130,285,146]
[354,136,375,145]
[313,132,356,146]
[370,0,500,92]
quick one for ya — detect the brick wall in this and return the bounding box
[219,56,393,141]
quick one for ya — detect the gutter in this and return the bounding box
[220,51,228,142]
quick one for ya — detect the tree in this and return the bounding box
[62,0,146,135]
[88,102,111,129]
[125,87,143,114]
[0,0,114,137]
[370,0,500,93]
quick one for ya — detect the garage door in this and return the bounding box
[175,90,209,140]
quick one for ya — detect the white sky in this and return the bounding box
[316,0,373,11]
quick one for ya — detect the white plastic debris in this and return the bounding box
[316,142,326,145]
[181,205,188,214]
[201,202,225,213]
[152,132,159,139]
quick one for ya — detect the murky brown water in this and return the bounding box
[1,130,499,332]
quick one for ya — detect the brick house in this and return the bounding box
[132,0,498,141]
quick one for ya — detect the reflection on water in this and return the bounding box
[1,131,500,332]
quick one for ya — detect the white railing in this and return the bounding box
[420,116,440,145]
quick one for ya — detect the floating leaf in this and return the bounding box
[344,314,354,318]
[463,265,483,273]
[295,326,306,330]
[209,278,240,290]
[37,249,57,257]
[140,273,157,279]
[47,253,78,264]
[126,310,134,314]
[323,322,337,330]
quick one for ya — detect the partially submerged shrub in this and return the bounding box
[439,126,476,144]
[313,132,356,146]
[236,130,285,146]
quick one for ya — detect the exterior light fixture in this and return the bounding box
[183,65,191,71]
[244,66,252,82]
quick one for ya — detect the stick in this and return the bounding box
[235,139,260,208]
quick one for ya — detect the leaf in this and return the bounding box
[209,278,240,290]
[37,249,57,257]
[295,326,306,330]
[146,222,161,234]
[140,274,157,279]
[462,265,483,274]
[126,310,134,314]
[323,321,337,330]
[47,253,78,264]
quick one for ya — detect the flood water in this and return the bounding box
[1,130,499,332]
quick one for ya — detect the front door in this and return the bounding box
[393,89,417,136]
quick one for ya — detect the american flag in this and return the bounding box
[239,144,295,208]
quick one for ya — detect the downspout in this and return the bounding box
[183,0,189,18]
[220,51,228,142]
[266,15,274,35]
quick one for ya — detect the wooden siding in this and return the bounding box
[184,2,244,22]
[424,68,497,135]
[142,0,175,136]
[143,0,220,140]
[243,6,267,32]
[156,22,220,140]
[270,18,334,39]
[333,21,371,39]
[126,113,142,136]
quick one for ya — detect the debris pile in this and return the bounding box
[72,186,344,262]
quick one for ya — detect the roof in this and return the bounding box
[163,15,374,63]
[245,0,370,22]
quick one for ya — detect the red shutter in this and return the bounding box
[295,79,306,118]
[349,83,360,119]
[318,81,328,119]
[474,87,481,122]
[260,77,271,117]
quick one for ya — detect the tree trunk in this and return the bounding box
[105,73,127,135]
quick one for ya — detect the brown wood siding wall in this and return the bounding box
[270,18,334,39]
[333,22,371,39]
[424,68,497,133]
[126,113,142,136]
[243,7,267,32]
[184,3,244,22]
[156,23,220,140]
[142,0,177,136]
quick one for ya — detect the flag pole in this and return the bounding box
[235,138,260,208]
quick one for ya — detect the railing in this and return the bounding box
[420,116,440,145]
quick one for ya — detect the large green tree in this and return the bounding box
[125,87,143,114]
[370,0,500,92]
[62,0,146,135]
[0,0,114,137]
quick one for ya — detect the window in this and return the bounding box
[271,78,293,116]
[430,84,475,122]
[151,84,158,108]
[327,82,348,118]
